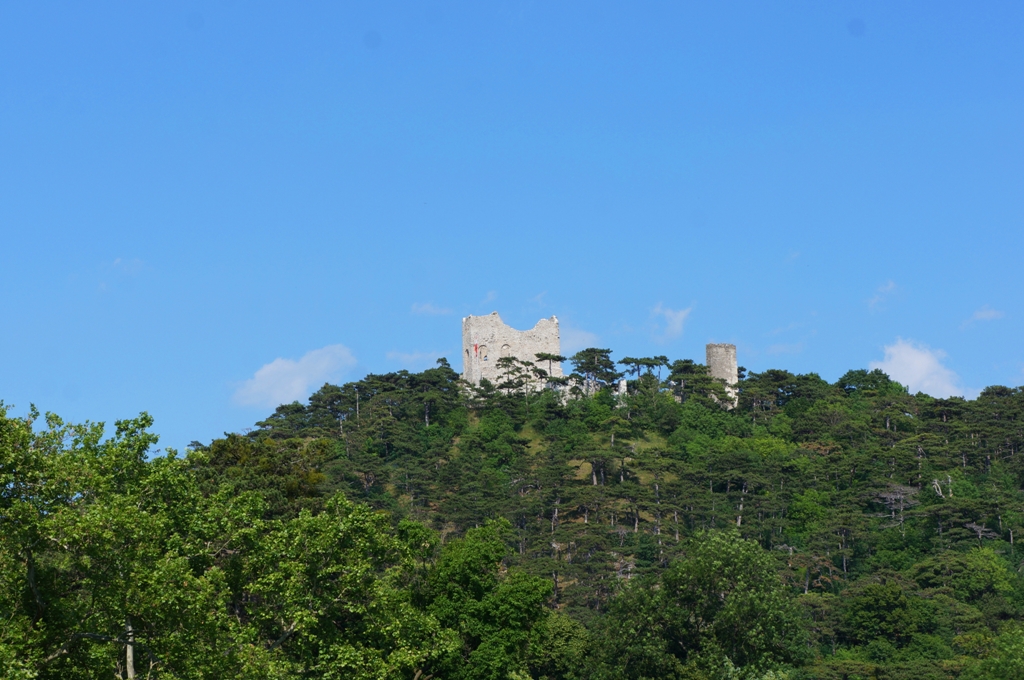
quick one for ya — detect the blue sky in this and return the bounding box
[2,2,1022,451]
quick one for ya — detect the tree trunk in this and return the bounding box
[125,618,135,679]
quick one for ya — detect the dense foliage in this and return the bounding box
[4,349,1024,678]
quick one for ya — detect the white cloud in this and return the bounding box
[962,305,1004,328]
[766,343,804,355]
[233,344,356,408]
[768,322,801,337]
[868,280,897,309]
[411,302,452,315]
[386,350,446,369]
[111,257,145,275]
[652,303,692,341]
[869,338,967,398]
[561,326,599,355]
[98,258,146,292]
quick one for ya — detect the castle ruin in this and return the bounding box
[461,312,738,404]
[462,312,563,386]
[706,343,739,406]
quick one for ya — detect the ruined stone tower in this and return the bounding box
[462,312,563,386]
[706,343,738,406]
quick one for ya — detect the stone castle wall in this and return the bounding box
[462,312,563,385]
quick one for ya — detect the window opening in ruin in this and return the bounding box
[479,345,488,361]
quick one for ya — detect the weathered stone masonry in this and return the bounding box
[461,312,563,386]
[706,342,738,405]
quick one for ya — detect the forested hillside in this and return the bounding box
[4,349,1024,679]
